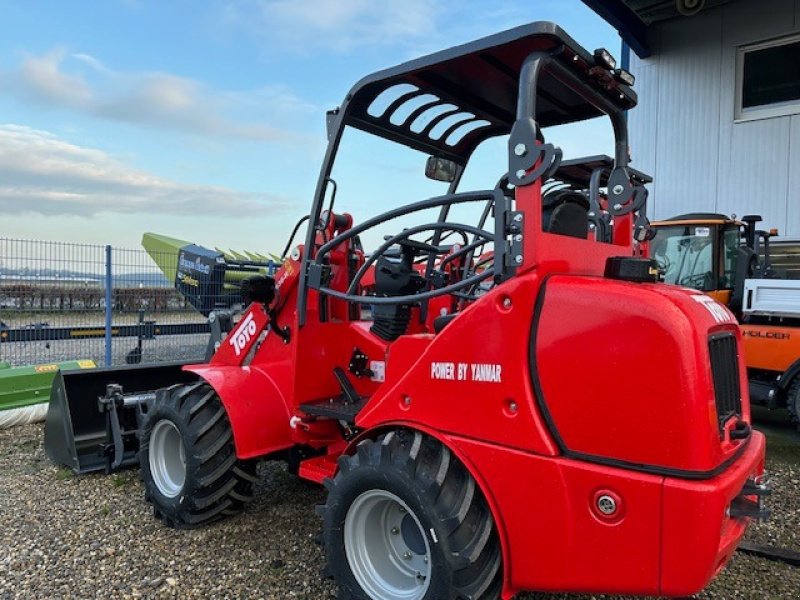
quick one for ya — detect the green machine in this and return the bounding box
[141,233,277,316]
[0,360,96,428]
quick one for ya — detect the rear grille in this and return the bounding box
[708,333,742,434]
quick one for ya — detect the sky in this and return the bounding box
[0,0,621,253]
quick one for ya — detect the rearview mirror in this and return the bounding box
[425,156,458,183]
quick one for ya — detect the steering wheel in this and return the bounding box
[654,252,671,273]
[343,223,494,299]
[679,272,712,290]
[395,238,441,256]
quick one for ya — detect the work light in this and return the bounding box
[614,68,635,86]
[593,48,617,70]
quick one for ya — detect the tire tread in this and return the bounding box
[322,430,502,599]
[787,377,800,428]
[139,382,257,529]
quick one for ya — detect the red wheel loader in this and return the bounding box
[45,23,768,599]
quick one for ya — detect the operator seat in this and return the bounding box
[527,130,588,239]
[542,189,590,239]
[370,246,425,341]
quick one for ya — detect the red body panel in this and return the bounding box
[434,430,765,597]
[209,303,269,367]
[358,274,558,457]
[184,363,293,459]
[351,271,763,596]
[536,276,748,472]
[449,435,662,596]
[659,430,765,596]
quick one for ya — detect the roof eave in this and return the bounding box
[580,0,652,58]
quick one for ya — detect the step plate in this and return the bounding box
[298,454,339,484]
[299,397,366,422]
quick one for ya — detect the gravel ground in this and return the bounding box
[0,420,797,600]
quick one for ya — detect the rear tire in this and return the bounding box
[138,382,257,528]
[787,377,800,431]
[320,430,502,600]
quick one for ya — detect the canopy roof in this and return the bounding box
[654,213,738,226]
[340,22,637,164]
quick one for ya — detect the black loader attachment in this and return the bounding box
[42,220,272,474]
[44,362,197,473]
[44,309,238,474]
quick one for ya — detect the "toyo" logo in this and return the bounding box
[229,313,258,356]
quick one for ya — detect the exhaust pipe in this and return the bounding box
[748,380,780,409]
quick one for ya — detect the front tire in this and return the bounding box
[139,382,258,528]
[320,430,502,600]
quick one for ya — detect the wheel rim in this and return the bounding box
[344,489,432,600]
[149,419,186,498]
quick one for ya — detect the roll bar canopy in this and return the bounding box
[299,22,642,324]
[338,22,637,165]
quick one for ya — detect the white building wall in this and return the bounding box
[628,0,800,237]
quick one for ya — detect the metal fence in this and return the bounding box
[0,238,212,367]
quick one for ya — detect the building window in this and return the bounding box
[735,34,800,121]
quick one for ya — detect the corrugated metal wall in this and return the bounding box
[629,0,800,237]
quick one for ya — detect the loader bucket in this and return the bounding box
[44,361,197,474]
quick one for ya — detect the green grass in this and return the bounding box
[55,467,74,481]
[111,472,136,487]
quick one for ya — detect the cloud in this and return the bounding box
[216,0,580,61]
[0,49,313,141]
[71,52,112,75]
[221,0,442,54]
[0,124,294,217]
[15,49,93,108]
